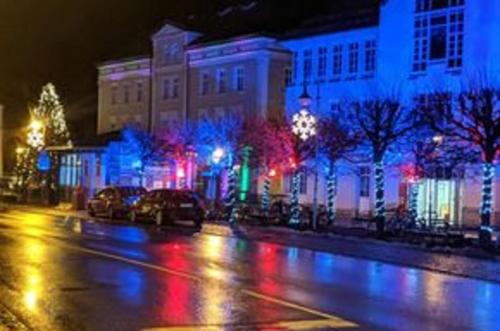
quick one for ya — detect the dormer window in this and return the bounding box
[163,43,180,63]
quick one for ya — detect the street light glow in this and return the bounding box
[212,147,225,164]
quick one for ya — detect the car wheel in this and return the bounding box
[108,207,115,220]
[88,206,96,217]
[155,210,163,226]
[194,218,202,229]
[130,211,137,223]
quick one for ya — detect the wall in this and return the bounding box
[97,58,151,134]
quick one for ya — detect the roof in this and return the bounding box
[97,55,151,69]
[73,130,122,147]
[187,32,278,49]
[281,7,379,40]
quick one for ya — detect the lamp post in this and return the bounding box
[290,86,317,226]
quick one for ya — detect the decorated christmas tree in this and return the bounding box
[14,83,70,200]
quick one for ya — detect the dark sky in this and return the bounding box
[0,0,377,133]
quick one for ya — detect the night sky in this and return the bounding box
[0,0,377,134]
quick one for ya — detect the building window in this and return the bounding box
[233,67,245,92]
[413,16,429,72]
[359,166,370,197]
[123,84,130,104]
[430,15,447,60]
[200,72,210,95]
[162,79,171,100]
[348,43,359,75]
[164,43,180,63]
[332,45,343,77]
[172,77,179,99]
[111,85,118,105]
[303,49,312,83]
[448,10,464,68]
[136,82,143,102]
[216,69,227,94]
[364,40,377,73]
[413,0,465,71]
[292,52,298,84]
[317,47,327,81]
[284,67,292,87]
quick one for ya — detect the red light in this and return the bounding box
[268,169,277,177]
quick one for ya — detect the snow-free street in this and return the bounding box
[0,208,498,331]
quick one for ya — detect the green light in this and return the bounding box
[239,147,251,202]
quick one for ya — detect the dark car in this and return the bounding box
[130,189,205,227]
[88,186,147,219]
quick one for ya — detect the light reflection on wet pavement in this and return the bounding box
[0,209,498,331]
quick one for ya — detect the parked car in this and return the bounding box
[88,186,147,219]
[130,189,205,227]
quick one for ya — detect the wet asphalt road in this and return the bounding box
[0,209,498,331]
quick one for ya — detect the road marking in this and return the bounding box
[242,290,356,324]
[58,242,357,328]
[0,214,358,330]
[142,318,357,330]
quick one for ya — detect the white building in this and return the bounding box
[282,0,499,226]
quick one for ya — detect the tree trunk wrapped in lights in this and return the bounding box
[225,166,238,225]
[418,85,499,246]
[289,171,301,225]
[481,163,494,228]
[261,174,271,216]
[326,165,337,225]
[409,183,419,220]
[374,160,385,221]
[351,95,416,236]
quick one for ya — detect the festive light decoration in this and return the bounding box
[409,183,419,220]
[292,109,317,141]
[326,168,337,224]
[14,83,70,195]
[212,147,225,164]
[374,161,385,218]
[480,163,494,224]
[261,175,271,214]
[289,171,301,224]
[225,167,237,224]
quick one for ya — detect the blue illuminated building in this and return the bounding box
[281,0,499,227]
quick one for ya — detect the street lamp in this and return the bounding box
[289,86,318,226]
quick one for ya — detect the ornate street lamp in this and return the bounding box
[289,86,317,226]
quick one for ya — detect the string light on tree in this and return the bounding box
[289,171,301,224]
[480,163,494,225]
[374,161,385,219]
[326,165,337,224]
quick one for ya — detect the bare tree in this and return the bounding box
[351,96,417,234]
[240,117,294,215]
[318,112,361,225]
[420,84,499,244]
[122,125,169,186]
[194,115,244,225]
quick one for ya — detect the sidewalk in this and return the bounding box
[6,204,500,283]
[215,224,500,283]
